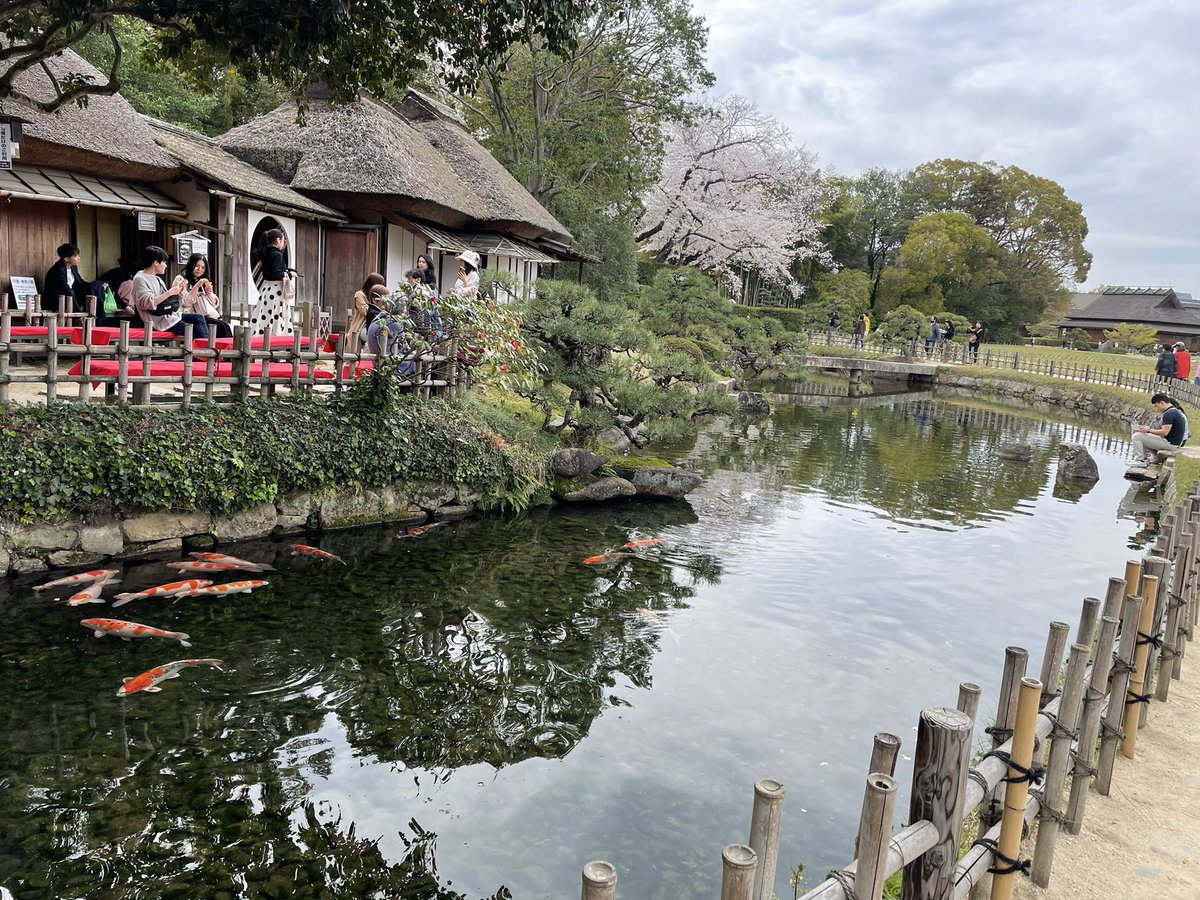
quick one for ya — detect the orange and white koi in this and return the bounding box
[67,580,110,605]
[583,549,631,565]
[188,551,275,572]
[33,568,120,593]
[113,579,213,608]
[624,537,664,549]
[288,544,346,563]
[165,560,242,573]
[81,617,191,647]
[116,658,224,697]
[177,579,269,598]
[397,523,444,539]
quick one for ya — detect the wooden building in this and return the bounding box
[1058,287,1200,350]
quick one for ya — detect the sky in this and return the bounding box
[689,0,1200,293]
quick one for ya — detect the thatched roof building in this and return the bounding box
[2,49,178,181]
[1058,286,1200,349]
[218,88,572,246]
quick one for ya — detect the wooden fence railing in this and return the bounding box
[804,331,1200,407]
[0,308,463,406]
[575,481,1200,900]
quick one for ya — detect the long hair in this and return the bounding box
[417,254,438,286]
[183,253,210,287]
[360,272,386,294]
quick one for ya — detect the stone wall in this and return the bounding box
[934,372,1147,425]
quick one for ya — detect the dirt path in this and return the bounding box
[1013,661,1200,900]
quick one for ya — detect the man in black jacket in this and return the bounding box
[41,242,89,313]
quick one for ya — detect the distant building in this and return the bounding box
[1058,287,1200,350]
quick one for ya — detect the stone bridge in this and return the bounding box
[799,355,939,389]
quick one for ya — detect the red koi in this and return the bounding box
[178,579,268,597]
[81,617,191,647]
[33,568,120,593]
[398,523,444,539]
[113,579,213,608]
[67,580,110,605]
[623,538,664,549]
[165,560,242,573]
[583,549,631,565]
[288,544,346,563]
[188,551,275,572]
[116,658,224,697]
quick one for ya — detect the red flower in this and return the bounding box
[500,364,509,372]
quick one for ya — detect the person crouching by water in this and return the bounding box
[181,253,233,339]
[1132,393,1188,462]
[132,245,209,340]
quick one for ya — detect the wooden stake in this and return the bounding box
[855,734,901,857]
[1122,574,1160,757]
[748,778,784,900]
[1100,576,1126,624]
[1097,595,1143,793]
[1160,530,1193,700]
[902,707,972,900]
[988,678,1041,900]
[1065,615,1119,834]
[1075,598,1100,655]
[858,773,898,900]
[1037,621,1070,720]
[1031,643,1089,886]
[581,861,617,900]
[1121,559,1142,620]
[1139,557,1169,725]
[721,845,757,900]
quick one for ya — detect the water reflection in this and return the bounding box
[0,392,1153,899]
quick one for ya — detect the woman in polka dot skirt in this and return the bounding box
[253,229,295,337]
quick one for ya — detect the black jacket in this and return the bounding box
[42,260,89,313]
[262,246,288,281]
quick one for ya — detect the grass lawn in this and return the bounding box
[985,343,1159,376]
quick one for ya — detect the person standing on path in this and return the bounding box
[827,310,841,345]
[1157,345,1178,382]
[966,320,984,362]
[852,314,866,348]
[1174,342,1191,381]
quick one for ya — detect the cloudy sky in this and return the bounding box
[690,0,1200,293]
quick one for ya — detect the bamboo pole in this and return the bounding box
[901,707,972,900]
[1100,576,1125,623]
[1038,621,1069,710]
[1097,595,1143,794]
[77,317,93,401]
[951,783,1040,899]
[234,326,251,402]
[1122,574,1160,757]
[957,682,982,724]
[748,778,784,900]
[721,845,757,900]
[1030,643,1089,886]
[0,309,10,405]
[858,773,898,900]
[988,678,1041,900]
[1075,598,1100,655]
[180,323,194,409]
[1160,529,1193,699]
[1065,614,1119,834]
[1139,557,1169,725]
[581,861,617,900]
[116,320,130,404]
[803,821,940,900]
[1121,559,1142,620]
[45,323,58,403]
[855,732,901,857]
[133,325,152,405]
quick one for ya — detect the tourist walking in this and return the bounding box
[1174,342,1191,381]
[924,317,942,357]
[852,314,866,348]
[1156,345,1178,382]
[827,310,841,345]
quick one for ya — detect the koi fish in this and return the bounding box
[165,560,242,573]
[624,538,664,549]
[288,544,346,563]
[177,579,268,598]
[398,523,444,539]
[116,658,224,697]
[81,617,191,647]
[583,549,631,565]
[33,568,120,593]
[67,581,110,606]
[636,607,676,636]
[113,580,213,608]
[188,552,275,572]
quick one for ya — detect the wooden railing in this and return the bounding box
[576,482,1200,900]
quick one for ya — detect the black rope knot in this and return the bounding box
[1136,630,1164,649]
[981,750,1046,785]
[1100,719,1125,741]
[1126,690,1152,706]
[1041,711,1079,742]
[983,724,1013,741]
[1110,657,1136,675]
[973,837,1032,877]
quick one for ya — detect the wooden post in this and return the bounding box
[1159,529,1193,700]
[234,326,251,402]
[116,320,130,404]
[1038,621,1070,710]
[45,323,59,404]
[855,732,901,857]
[721,845,758,900]
[1097,595,1143,794]
[902,707,972,900]
[1101,576,1126,623]
[988,678,1041,900]
[1121,559,1142,620]
[77,317,94,401]
[1065,615,1119,834]
[858,773,899,900]
[1031,643,1089,886]
[748,778,784,900]
[581,861,617,900]
[334,332,346,394]
[132,324,152,405]
[0,309,10,405]
[1075,597,1100,654]
[1139,556,1169,725]
[1122,574,1160,757]
[181,323,194,409]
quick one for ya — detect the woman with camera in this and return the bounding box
[181,253,233,338]
[131,245,209,339]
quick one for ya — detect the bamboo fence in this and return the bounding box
[574,481,1200,899]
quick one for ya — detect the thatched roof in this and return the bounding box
[397,91,570,243]
[218,93,481,224]
[148,118,347,222]
[1,49,178,181]
[1058,287,1200,334]
[218,89,571,243]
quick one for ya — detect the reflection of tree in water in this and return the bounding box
[0,500,713,899]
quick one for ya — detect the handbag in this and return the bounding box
[280,274,296,301]
[153,296,180,316]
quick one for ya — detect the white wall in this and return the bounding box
[385,223,424,290]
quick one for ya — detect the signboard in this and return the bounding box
[173,234,210,265]
[0,123,11,171]
[8,275,38,311]
[137,212,156,232]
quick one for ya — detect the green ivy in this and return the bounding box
[0,392,545,522]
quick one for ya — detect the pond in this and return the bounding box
[0,387,1157,900]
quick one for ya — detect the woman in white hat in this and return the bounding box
[454,250,480,293]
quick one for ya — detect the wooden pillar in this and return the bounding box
[180,323,194,409]
[1122,574,1160,757]
[1097,595,1143,793]
[1139,557,1169,725]
[581,861,616,900]
[1038,621,1070,711]
[748,779,784,900]
[721,845,757,900]
[988,678,1041,900]
[1065,615,1119,834]
[1075,597,1100,654]
[1100,576,1126,623]
[0,309,10,405]
[902,707,972,900]
[858,773,899,900]
[855,733,901,856]
[1159,530,1193,700]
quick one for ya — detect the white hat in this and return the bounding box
[456,250,481,268]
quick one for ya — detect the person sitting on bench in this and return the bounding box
[131,245,209,340]
[1132,392,1188,461]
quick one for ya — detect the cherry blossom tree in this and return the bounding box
[635,95,828,296]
